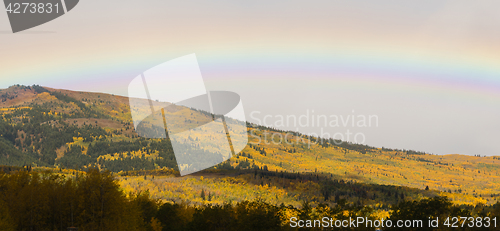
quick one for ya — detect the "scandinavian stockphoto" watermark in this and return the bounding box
[290,217,422,229]
[290,216,498,229]
[128,54,248,176]
[249,110,379,147]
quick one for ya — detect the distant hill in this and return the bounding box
[1,84,499,205]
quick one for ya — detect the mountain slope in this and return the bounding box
[1,85,499,205]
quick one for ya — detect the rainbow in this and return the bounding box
[1,43,500,106]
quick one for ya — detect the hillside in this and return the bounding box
[1,84,499,207]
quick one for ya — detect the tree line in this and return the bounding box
[1,169,500,231]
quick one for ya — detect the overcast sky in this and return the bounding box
[1,0,500,155]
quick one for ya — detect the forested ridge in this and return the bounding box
[1,85,499,200]
[1,84,500,230]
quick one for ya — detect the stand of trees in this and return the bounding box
[0,169,147,231]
